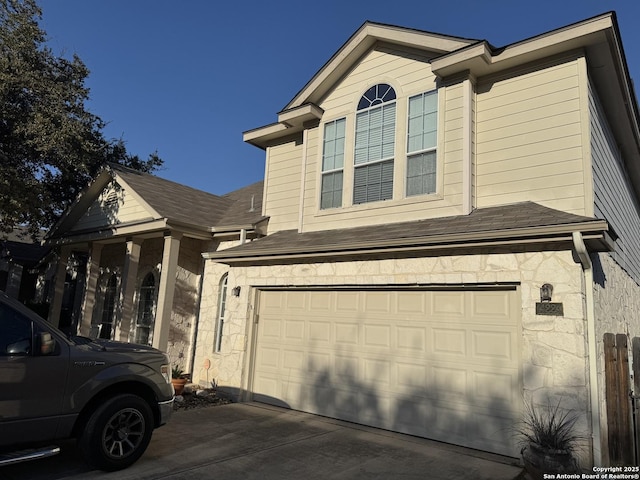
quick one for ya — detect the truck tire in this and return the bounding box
[79,393,154,471]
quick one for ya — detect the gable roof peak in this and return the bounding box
[283,21,479,112]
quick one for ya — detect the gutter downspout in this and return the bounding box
[573,231,602,466]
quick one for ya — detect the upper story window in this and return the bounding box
[321,118,345,209]
[318,84,439,210]
[354,84,396,204]
[407,91,438,196]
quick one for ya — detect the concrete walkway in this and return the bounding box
[0,403,525,480]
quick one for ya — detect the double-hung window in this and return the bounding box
[406,90,437,196]
[321,118,345,209]
[354,84,396,204]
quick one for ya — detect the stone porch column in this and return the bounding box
[48,245,72,328]
[79,242,104,336]
[152,232,181,352]
[118,237,142,342]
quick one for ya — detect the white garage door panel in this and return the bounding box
[253,289,521,456]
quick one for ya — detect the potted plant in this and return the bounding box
[171,365,188,395]
[515,398,583,479]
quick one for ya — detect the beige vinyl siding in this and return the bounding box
[300,46,463,232]
[71,183,152,231]
[302,127,320,226]
[476,58,587,214]
[264,139,303,233]
[590,79,640,284]
[443,83,464,200]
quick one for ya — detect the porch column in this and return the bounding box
[48,245,72,328]
[152,232,181,352]
[79,242,103,336]
[5,263,23,299]
[118,238,142,342]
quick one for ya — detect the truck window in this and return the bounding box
[0,303,32,356]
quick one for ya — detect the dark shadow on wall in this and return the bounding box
[248,346,591,463]
[591,253,606,288]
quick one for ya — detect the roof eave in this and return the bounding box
[431,13,614,78]
[45,218,170,246]
[431,12,640,201]
[203,221,610,264]
[285,22,477,111]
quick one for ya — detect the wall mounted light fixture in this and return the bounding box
[232,286,241,297]
[540,283,553,302]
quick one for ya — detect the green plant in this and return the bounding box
[515,398,584,453]
[171,365,185,379]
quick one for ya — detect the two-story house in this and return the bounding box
[192,13,640,466]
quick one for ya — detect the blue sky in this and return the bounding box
[39,0,640,196]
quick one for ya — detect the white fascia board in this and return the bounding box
[243,122,291,149]
[277,103,324,127]
[431,14,614,78]
[203,220,609,262]
[46,218,169,246]
[45,168,114,240]
[285,23,476,110]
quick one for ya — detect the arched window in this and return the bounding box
[214,274,228,352]
[99,274,118,339]
[354,83,396,204]
[134,272,157,345]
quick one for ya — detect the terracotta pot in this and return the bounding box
[171,377,188,395]
[522,443,577,480]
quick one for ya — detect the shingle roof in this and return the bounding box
[1,227,50,267]
[218,181,265,227]
[206,202,609,263]
[111,165,266,230]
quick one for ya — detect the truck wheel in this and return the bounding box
[79,394,154,471]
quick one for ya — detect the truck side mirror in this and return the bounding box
[6,338,31,355]
[37,332,56,356]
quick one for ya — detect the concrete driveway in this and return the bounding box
[0,403,524,480]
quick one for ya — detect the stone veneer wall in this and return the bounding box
[87,236,207,370]
[592,252,640,465]
[165,237,206,370]
[196,248,596,463]
[192,240,233,387]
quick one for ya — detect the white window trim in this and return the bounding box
[131,269,159,345]
[405,90,439,197]
[92,269,121,340]
[320,118,346,210]
[214,273,228,353]
[314,85,444,216]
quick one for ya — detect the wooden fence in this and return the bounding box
[603,333,638,465]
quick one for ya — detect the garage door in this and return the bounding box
[252,288,521,456]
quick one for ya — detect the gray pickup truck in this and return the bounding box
[0,291,174,471]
